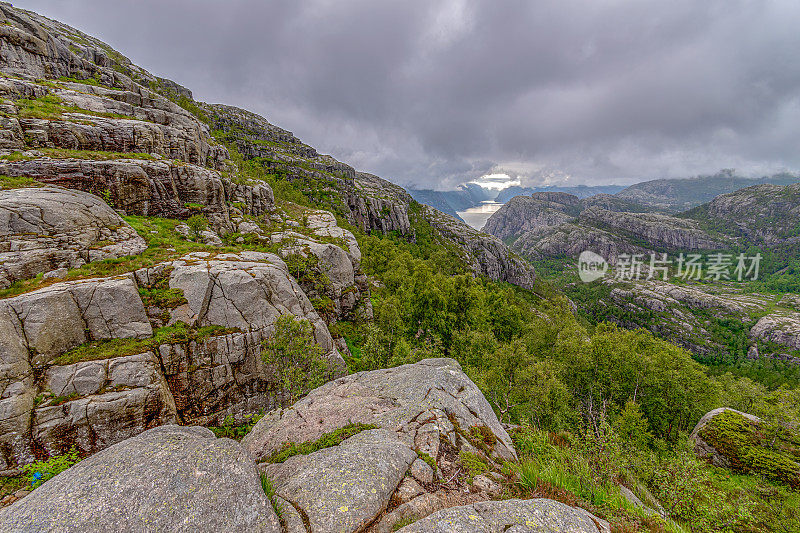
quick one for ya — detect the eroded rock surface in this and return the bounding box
[262,429,416,533]
[396,498,610,533]
[0,186,146,288]
[0,425,281,533]
[243,359,517,533]
[244,358,516,463]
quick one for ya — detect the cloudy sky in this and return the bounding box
[20,0,800,190]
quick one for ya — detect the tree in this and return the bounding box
[186,214,208,240]
[613,400,652,450]
[261,315,331,404]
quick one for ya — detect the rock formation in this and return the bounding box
[0,425,282,533]
[0,186,146,287]
[483,191,728,262]
[243,358,520,532]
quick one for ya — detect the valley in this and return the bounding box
[0,3,797,533]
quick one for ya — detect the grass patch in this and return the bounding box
[0,174,43,189]
[265,423,379,464]
[15,93,137,121]
[209,412,265,440]
[458,450,489,482]
[260,474,284,519]
[416,450,438,472]
[54,322,236,365]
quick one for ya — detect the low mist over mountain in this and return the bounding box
[616,170,800,212]
[495,184,626,203]
[2,3,800,532]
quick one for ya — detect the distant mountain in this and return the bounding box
[495,184,625,203]
[408,183,494,219]
[616,170,800,212]
[683,183,800,246]
[483,191,729,261]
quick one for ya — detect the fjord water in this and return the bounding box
[457,201,503,230]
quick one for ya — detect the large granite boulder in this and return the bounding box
[0,186,147,288]
[689,407,762,468]
[0,425,281,533]
[243,359,518,532]
[244,358,516,463]
[261,429,416,533]
[396,498,610,533]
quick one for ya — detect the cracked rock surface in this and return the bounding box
[244,358,516,463]
[0,186,146,288]
[395,498,610,533]
[262,429,416,533]
[243,359,517,533]
[0,425,281,533]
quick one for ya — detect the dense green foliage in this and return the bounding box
[336,216,800,532]
[261,315,332,404]
[700,410,800,488]
[23,447,81,489]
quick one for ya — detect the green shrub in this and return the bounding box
[23,447,81,489]
[209,412,265,440]
[186,214,208,240]
[261,315,332,404]
[458,451,488,482]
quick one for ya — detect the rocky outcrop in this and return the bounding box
[0,155,273,224]
[0,425,281,533]
[243,358,517,532]
[262,428,417,533]
[750,312,800,360]
[349,172,412,235]
[685,183,800,245]
[689,408,762,469]
[583,278,800,364]
[0,18,275,228]
[511,222,645,262]
[422,206,536,290]
[484,191,726,262]
[579,207,726,251]
[482,192,580,239]
[0,275,157,467]
[396,498,610,533]
[0,186,146,288]
[244,358,516,462]
[0,250,349,468]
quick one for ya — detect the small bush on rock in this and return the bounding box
[261,315,332,404]
[186,214,208,240]
[23,447,81,489]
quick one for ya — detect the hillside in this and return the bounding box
[0,4,799,533]
[483,191,729,261]
[495,184,626,203]
[615,170,800,212]
[408,183,494,220]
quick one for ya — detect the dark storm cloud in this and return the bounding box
[19,0,800,188]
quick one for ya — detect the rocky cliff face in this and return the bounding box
[685,183,800,246]
[576,277,800,365]
[484,191,727,261]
